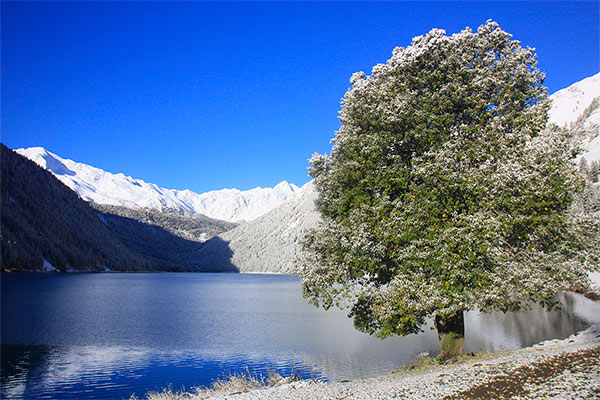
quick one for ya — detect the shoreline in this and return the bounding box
[141,324,600,400]
[4,268,599,301]
[215,325,600,399]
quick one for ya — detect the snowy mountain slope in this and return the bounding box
[549,73,600,127]
[15,147,299,222]
[197,181,320,273]
[582,134,600,162]
[549,72,600,162]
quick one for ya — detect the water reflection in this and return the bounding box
[464,293,600,353]
[1,345,321,400]
[2,273,599,399]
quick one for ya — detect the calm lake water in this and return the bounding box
[1,273,599,399]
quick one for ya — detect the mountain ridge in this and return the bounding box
[16,147,300,223]
[0,144,167,272]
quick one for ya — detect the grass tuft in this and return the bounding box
[391,350,500,377]
[130,366,305,400]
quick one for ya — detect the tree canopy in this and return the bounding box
[300,21,599,340]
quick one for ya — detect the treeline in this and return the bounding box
[576,159,600,215]
[570,97,599,140]
[93,205,238,272]
[570,97,600,216]
[92,203,236,242]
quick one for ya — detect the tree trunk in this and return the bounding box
[435,311,465,359]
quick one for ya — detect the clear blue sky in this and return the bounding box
[2,1,599,193]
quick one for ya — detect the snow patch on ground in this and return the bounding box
[42,259,56,272]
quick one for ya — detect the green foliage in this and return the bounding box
[300,21,599,338]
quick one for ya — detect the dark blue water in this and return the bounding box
[2,273,599,399]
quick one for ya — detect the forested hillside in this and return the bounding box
[0,144,158,271]
[0,145,240,272]
[93,204,238,271]
[197,181,320,273]
[93,204,236,242]
[572,98,600,218]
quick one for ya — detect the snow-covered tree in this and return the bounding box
[300,21,599,357]
[589,160,599,183]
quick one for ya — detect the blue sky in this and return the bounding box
[2,1,599,193]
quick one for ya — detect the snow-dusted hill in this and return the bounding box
[549,73,600,127]
[15,147,299,223]
[549,72,600,162]
[197,181,320,273]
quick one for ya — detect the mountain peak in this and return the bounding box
[15,147,300,222]
[274,180,299,193]
[17,147,77,177]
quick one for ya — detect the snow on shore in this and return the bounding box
[204,325,600,400]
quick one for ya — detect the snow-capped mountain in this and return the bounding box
[549,72,600,162]
[16,147,299,223]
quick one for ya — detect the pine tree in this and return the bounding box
[300,21,599,358]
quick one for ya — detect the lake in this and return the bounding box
[1,272,599,399]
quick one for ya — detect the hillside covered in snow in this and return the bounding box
[197,181,320,273]
[549,72,600,162]
[15,147,299,223]
[549,73,600,128]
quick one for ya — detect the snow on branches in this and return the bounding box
[300,21,599,338]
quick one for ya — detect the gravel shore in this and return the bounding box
[207,325,600,400]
